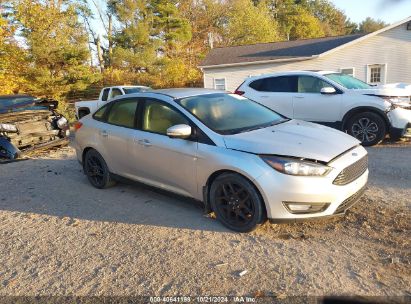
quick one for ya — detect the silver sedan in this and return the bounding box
[73,89,368,232]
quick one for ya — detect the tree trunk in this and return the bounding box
[97,36,104,72]
[108,14,113,66]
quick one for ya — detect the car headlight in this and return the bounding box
[0,123,18,133]
[57,117,68,129]
[260,155,332,176]
[382,96,411,109]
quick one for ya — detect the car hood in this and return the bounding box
[223,120,360,163]
[377,83,411,95]
[350,87,410,97]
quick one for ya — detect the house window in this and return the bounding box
[367,64,386,84]
[370,67,381,83]
[340,68,355,77]
[214,78,226,90]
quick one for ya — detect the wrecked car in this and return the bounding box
[0,95,70,160]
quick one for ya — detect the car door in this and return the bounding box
[292,75,342,124]
[247,76,297,118]
[98,98,139,176]
[130,98,198,198]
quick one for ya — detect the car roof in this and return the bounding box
[246,70,338,81]
[150,88,227,99]
[119,85,150,88]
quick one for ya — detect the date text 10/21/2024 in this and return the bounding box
[149,296,257,303]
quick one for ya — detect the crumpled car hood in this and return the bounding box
[377,83,411,95]
[223,120,360,163]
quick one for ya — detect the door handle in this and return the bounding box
[294,96,304,99]
[137,139,152,147]
[100,130,108,137]
[260,96,269,98]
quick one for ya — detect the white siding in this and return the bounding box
[203,23,411,92]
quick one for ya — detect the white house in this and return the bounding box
[199,16,411,92]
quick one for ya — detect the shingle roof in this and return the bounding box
[200,34,366,67]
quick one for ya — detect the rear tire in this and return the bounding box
[210,173,266,232]
[84,149,116,189]
[346,112,386,146]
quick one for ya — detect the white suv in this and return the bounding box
[236,71,411,146]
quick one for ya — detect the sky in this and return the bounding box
[330,0,411,24]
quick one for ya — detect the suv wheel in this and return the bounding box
[346,112,386,146]
[84,149,116,189]
[210,173,266,232]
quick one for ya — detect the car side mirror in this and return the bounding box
[167,124,192,139]
[321,87,337,94]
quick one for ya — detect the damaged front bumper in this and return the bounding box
[0,109,69,160]
[387,107,411,139]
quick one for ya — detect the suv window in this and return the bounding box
[107,99,138,128]
[298,76,331,93]
[249,76,297,93]
[110,88,123,99]
[142,99,188,135]
[101,88,110,101]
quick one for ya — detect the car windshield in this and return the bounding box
[0,96,34,110]
[177,93,287,135]
[123,87,151,94]
[325,73,371,90]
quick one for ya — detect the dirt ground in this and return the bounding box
[0,141,410,298]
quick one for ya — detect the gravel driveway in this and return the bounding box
[0,142,410,298]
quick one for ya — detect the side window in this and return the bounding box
[93,104,109,121]
[298,76,331,93]
[250,76,297,92]
[106,99,138,128]
[101,88,110,101]
[249,79,263,91]
[109,88,123,99]
[142,99,189,135]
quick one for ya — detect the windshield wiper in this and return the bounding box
[226,119,290,135]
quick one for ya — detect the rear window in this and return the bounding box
[123,87,151,94]
[101,88,110,101]
[249,76,297,93]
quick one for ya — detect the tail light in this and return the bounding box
[234,81,246,95]
[73,121,83,131]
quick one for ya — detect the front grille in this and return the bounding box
[333,155,368,186]
[335,186,366,214]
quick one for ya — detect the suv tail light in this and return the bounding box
[234,81,245,96]
[73,122,83,131]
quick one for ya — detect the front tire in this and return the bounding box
[346,112,386,146]
[84,149,116,189]
[210,173,266,232]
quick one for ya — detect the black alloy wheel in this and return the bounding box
[84,149,115,189]
[210,173,266,232]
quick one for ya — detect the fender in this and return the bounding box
[0,136,21,160]
[341,106,390,130]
